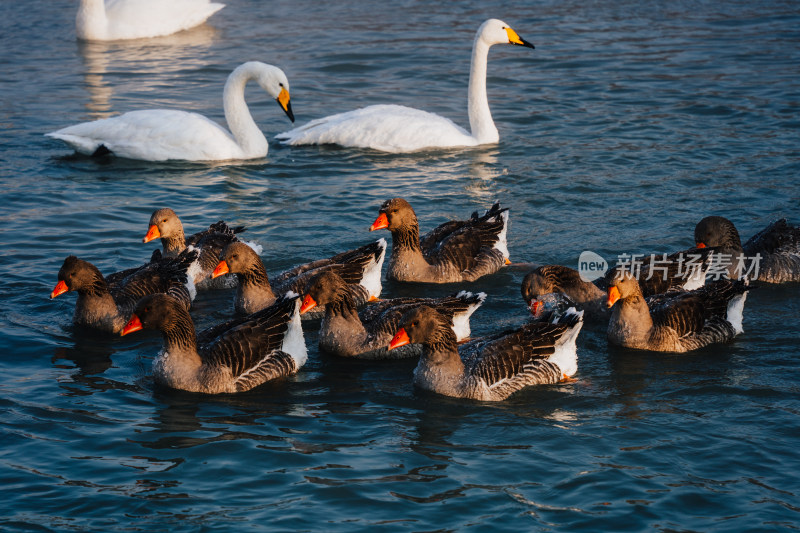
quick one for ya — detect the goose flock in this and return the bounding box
[45,8,800,401]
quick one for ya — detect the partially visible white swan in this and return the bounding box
[46,61,294,162]
[76,0,225,41]
[275,19,534,153]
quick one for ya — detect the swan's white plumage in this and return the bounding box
[277,105,477,153]
[46,61,293,162]
[77,0,225,41]
[276,19,534,153]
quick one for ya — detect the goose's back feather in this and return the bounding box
[743,219,800,283]
[200,296,303,388]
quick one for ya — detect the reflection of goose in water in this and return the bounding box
[76,0,224,41]
[77,27,219,120]
[47,61,294,162]
[277,19,534,153]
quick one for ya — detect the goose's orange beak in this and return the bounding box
[121,314,142,336]
[695,242,706,249]
[212,260,229,279]
[607,286,621,308]
[389,328,410,350]
[50,280,68,299]
[369,213,388,231]
[530,300,543,317]
[299,294,317,314]
[143,225,160,243]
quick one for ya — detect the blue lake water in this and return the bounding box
[1,0,799,530]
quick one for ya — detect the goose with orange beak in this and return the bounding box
[369,197,509,283]
[300,270,485,359]
[143,208,248,290]
[212,239,386,317]
[606,269,749,352]
[120,293,307,394]
[50,250,196,334]
[387,305,584,401]
[694,215,800,283]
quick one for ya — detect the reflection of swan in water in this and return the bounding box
[47,61,295,162]
[76,0,224,41]
[276,19,534,153]
[77,26,218,120]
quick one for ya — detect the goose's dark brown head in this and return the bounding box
[51,255,103,298]
[144,208,182,243]
[300,270,347,314]
[694,216,742,249]
[213,241,262,278]
[121,293,184,336]
[370,198,417,232]
[389,306,447,349]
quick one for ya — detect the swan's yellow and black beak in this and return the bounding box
[277,87,294,122]
[506,27,535,49]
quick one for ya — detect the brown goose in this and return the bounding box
[369,198,509,283]
[522,256,711,318]
[143,208,248,290]
[388,306,584,401]
[120,293,307,393]
[695,216,800,283]
[606,270,748,352]
[212,239,386,317]
[299,270,486,359]
[50,249,196,334]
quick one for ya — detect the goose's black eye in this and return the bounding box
[162,218,168,223]
[279,83,284,87]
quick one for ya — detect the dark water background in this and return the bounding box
[1,0,799,531]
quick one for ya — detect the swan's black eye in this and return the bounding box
[144,307,150,313]
[162,218,168,223]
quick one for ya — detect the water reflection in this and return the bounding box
[76,25,219,120]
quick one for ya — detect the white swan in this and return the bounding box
[46,61,294,162]
[76,0,225,41]
[275,19,534,153]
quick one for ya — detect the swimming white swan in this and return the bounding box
[275,19,534,153]
[76,0,225,41]
[46,61,294,162]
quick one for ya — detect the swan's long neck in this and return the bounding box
[76,0,108,41]
[223,65,269,158]
[467,37,498,144]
